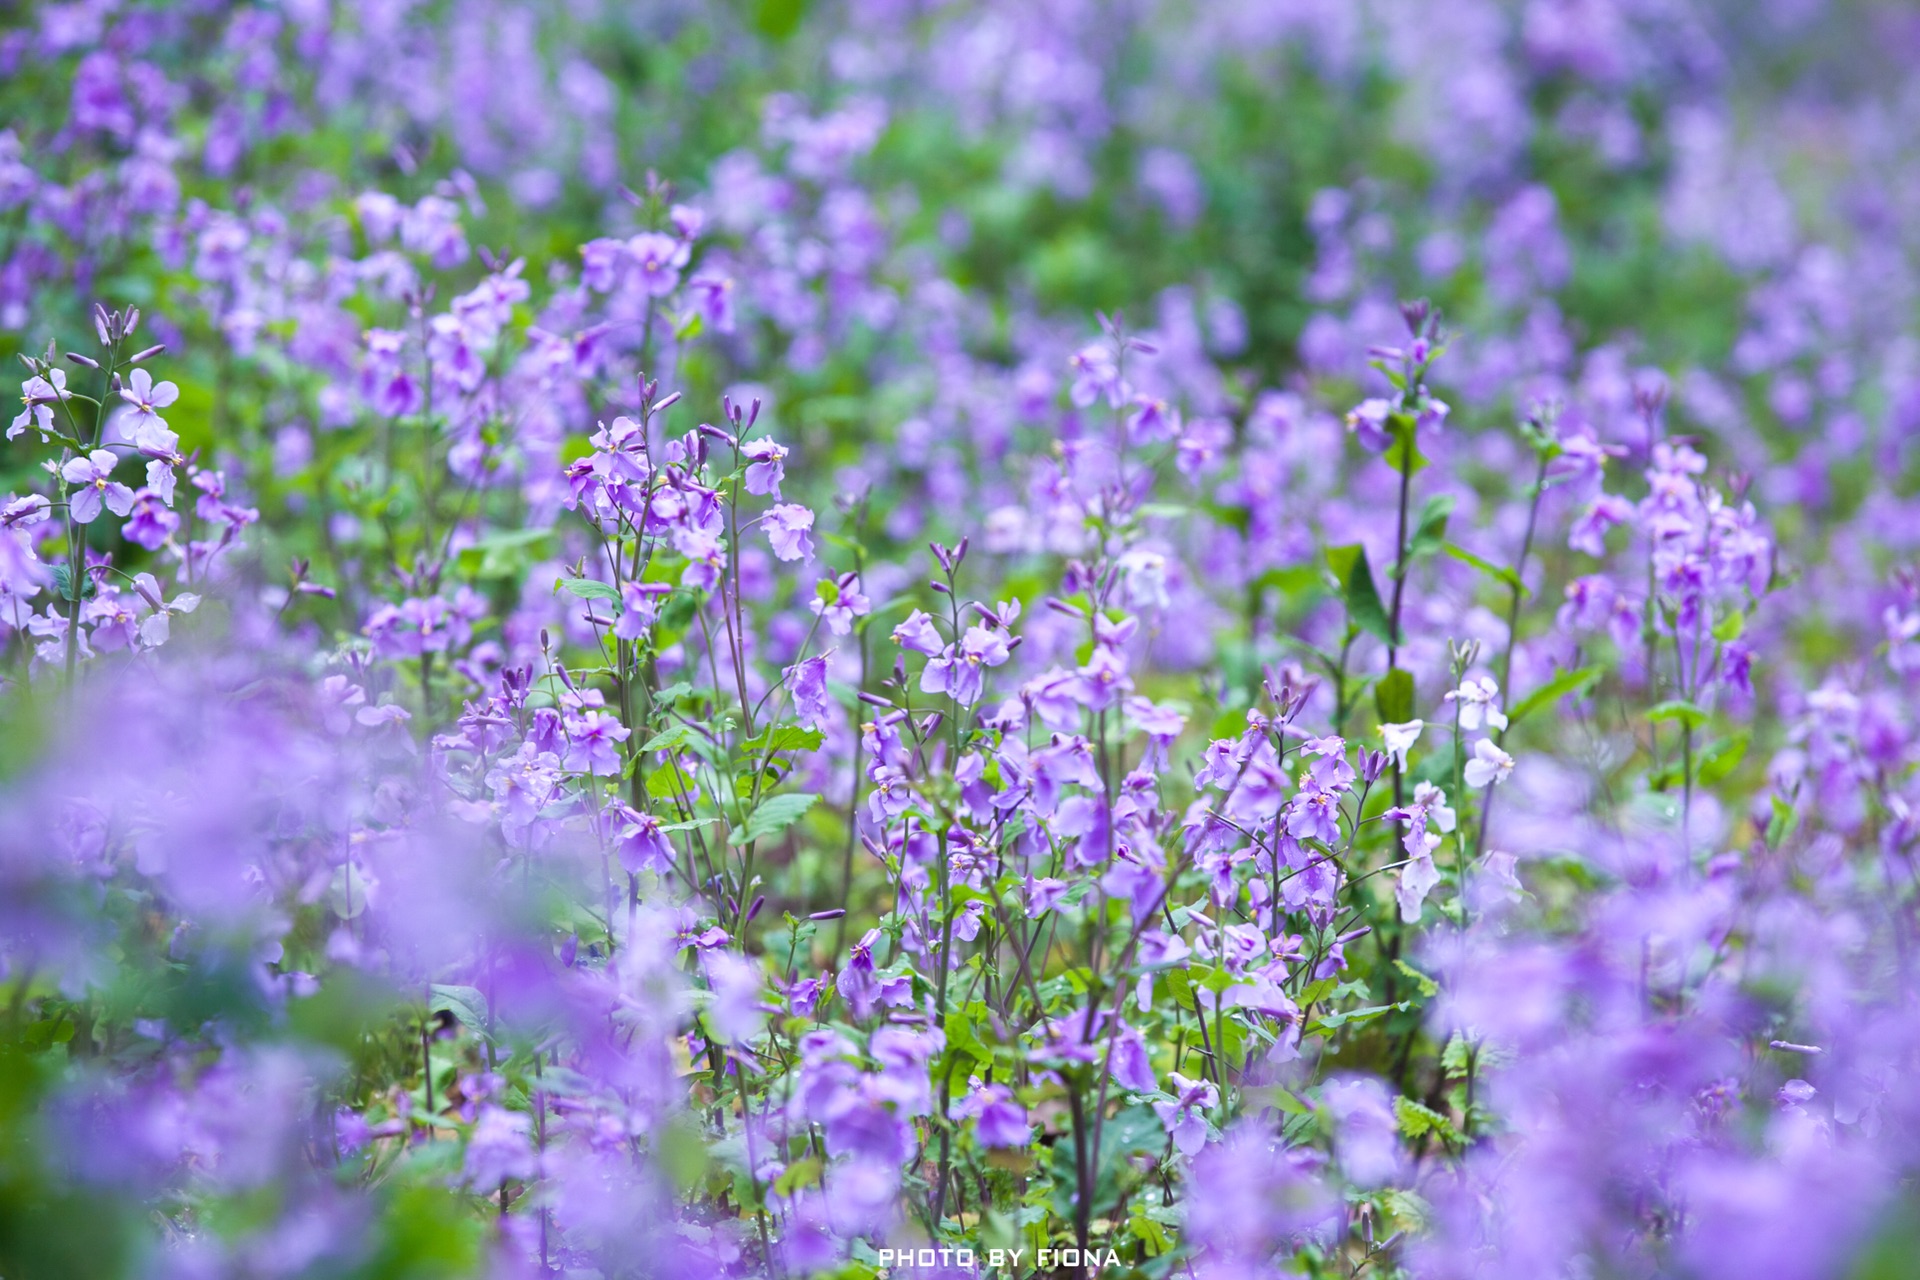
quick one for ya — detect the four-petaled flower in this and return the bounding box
[1464,738,1516,788]
[763,503,816,562]
[1445,677,1508,732]
[61,449,135,524]
[1379,719,1424,770]
[11,370,70,441]
[119,368,178,430]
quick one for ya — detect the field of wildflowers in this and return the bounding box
[5,2,1920,1277]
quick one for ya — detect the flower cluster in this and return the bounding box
[4,3,1920,1280]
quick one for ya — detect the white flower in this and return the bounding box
[1396,840,1441,923]
[1463,738,1515,788]
[1481,851,1523,901]
[1412,781,1456,833]
[1445,676,1508,732]
[1379,719,1424,770]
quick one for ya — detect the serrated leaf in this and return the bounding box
[642,723,698,753]
[1296,977,1338,1008]
[1375,668,1416,725]
[1393,958,1439,998]
[732,792,818,846]
[1394,1095,1460,1142]
[1326,544,1393,643]
[558,577,622,606]
[1508,666,1601,726]
[646,760,696,801]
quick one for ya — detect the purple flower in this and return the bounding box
[1344,397,1392,451]
[687,274,736,333]
[810,574,871,636]
[580,237,625,291]
[1110,1029,1158,1092]
[120,490,178,550]
[564,710,631,776]
[11,369,69,440]
[61,450,135,524]
[702,950,767,1045]
[617,810,676,876]
[1286,787,1342,844]
[462,1106,537,1189]
[921,624,1011,706]
[1570,492,1635,555]
[118,367,177,431]
[1321,1076,1401,1187]
[1464,738,1515,788]
[742,437,789,497]
[1396,842,1441,922]
[1153,1072,1218,1156]
[763,503,815,562]
[952,1078,1031,1148]
[892,609,943,655]
[614,582,670,642]
[785,653,831,728]
[627,232,688,296]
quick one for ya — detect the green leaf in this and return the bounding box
[732,792,819,846]
[1296,977,1338,1009]
[1382,1188,1434,1234]
[558,577,621,606]
[750,0,811,40]
[1647,699,1709,730]
[1384,414,1429,475]
[1695,732,1750,785]
[459,528,553,578]
[1326,544,1393,643]
[1712,610,1746,644]
[1375,668,1416,725]
[1311,1002,1402,1032]
[1394,1095,1460,1143]
[773,1156,822,1196]
[1508,667,1602,726]
[743,725,826,755]
[1128,1204,1174,1256]
[1408,494,1455,559]
[1766,795,1798,847]
[429,984,488,1034]
[657,1115,711,1192]
[646,759,696,801]
[1392,958,1439,998]
[1442,543,1527,594]
[641,723,698,753]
